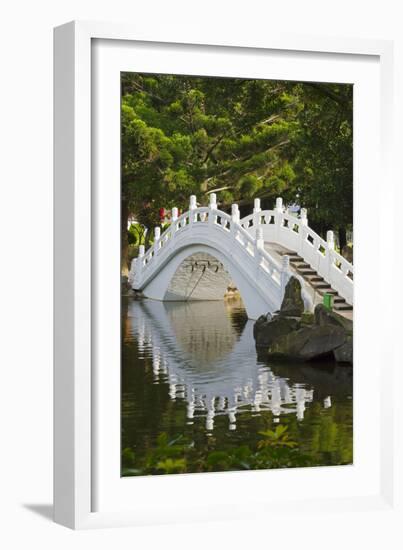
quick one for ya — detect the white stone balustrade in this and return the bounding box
[129,195,353,317]
[239,198,353,305]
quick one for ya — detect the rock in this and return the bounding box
[314,304,353,335]
[279,276,304,317]
[301,311,315,326]
[253,277,353,364]
[254,315,300,347]
[266,324,346,361]
[333,335,353,363]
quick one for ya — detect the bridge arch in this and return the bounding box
[138,242,279,320]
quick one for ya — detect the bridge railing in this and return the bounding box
[130,195,288,305]
[240,197,353,305]
[130,194,353,306]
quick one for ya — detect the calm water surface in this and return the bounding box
[121,297,353,475]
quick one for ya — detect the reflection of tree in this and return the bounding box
[290,401,353,465]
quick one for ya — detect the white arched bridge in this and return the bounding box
[129,194,353,320]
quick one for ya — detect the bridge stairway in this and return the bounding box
[278,250,353,313]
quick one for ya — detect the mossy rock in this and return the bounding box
[301,312,315,326]
[266,325,346,362]
[279,276,304,317]
[333,334,353,363]
[254,315,300,348]
[314,304,353,335]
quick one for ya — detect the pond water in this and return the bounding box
[121,297,353,475]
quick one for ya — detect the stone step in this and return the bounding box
[286,251,300,257]
[317,288,338,296]
[333,303,353,311]
[289,256,304,263]
[296,268,317,276]
[311,283,331,290]
[307,275,324,282]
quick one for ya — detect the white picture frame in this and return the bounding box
[54,20,396,530]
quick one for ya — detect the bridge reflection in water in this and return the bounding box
[123,298,352,435]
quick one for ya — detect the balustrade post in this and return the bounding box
[254,226,264,276]
[281,254,290,294]
[274,197,283,242]
[131,244,145,288]
[326,230,335,280]
[275,197,283,213]
[231,203,240,223]
[253,197,261,229]
[128,257,137,286]
[299,207,308,256]
[154,227,161,254]
[255,226,264,250]
[171,207,178,236]
[189,195,197,210]
[189,195,197,224]
[231,204,240,242]
[208,193,217,227]
[326,230,335,250]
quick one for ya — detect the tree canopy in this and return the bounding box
[121,73,352,267]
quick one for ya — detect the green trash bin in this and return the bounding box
[323,292,333,311]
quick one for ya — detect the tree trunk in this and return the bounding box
[121,199,129,276]
[338,226,347,252]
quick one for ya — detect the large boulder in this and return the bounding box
[254,315,300,348]
[314,304,353,334]
[253,287,353,364]
[279,276,304,317]
[333,335,353,363]
[266,324,346,361]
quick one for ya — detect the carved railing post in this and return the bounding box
[274,197,283,241]
[208,193,217,227]
[299,207,308,256]
[154,226,161,255]
[231,203,240,223]
[231,203,240,239]
[189,194,197,224]
[281,254,290,295]
[326,230,335,279]
[171,207,178,237]
[253,197,261,229]
[254,226,264,275]
[300,208,308,226]
[131,244,145,288]
[255,226,264,250]
[128,257,137,286]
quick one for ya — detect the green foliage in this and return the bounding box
[257,424,298,449]
[156,458,187,474]
[127,223,146,246]
[122,426,314,476]
[121,73,353,267]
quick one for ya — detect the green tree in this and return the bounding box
[121,74,353,270]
